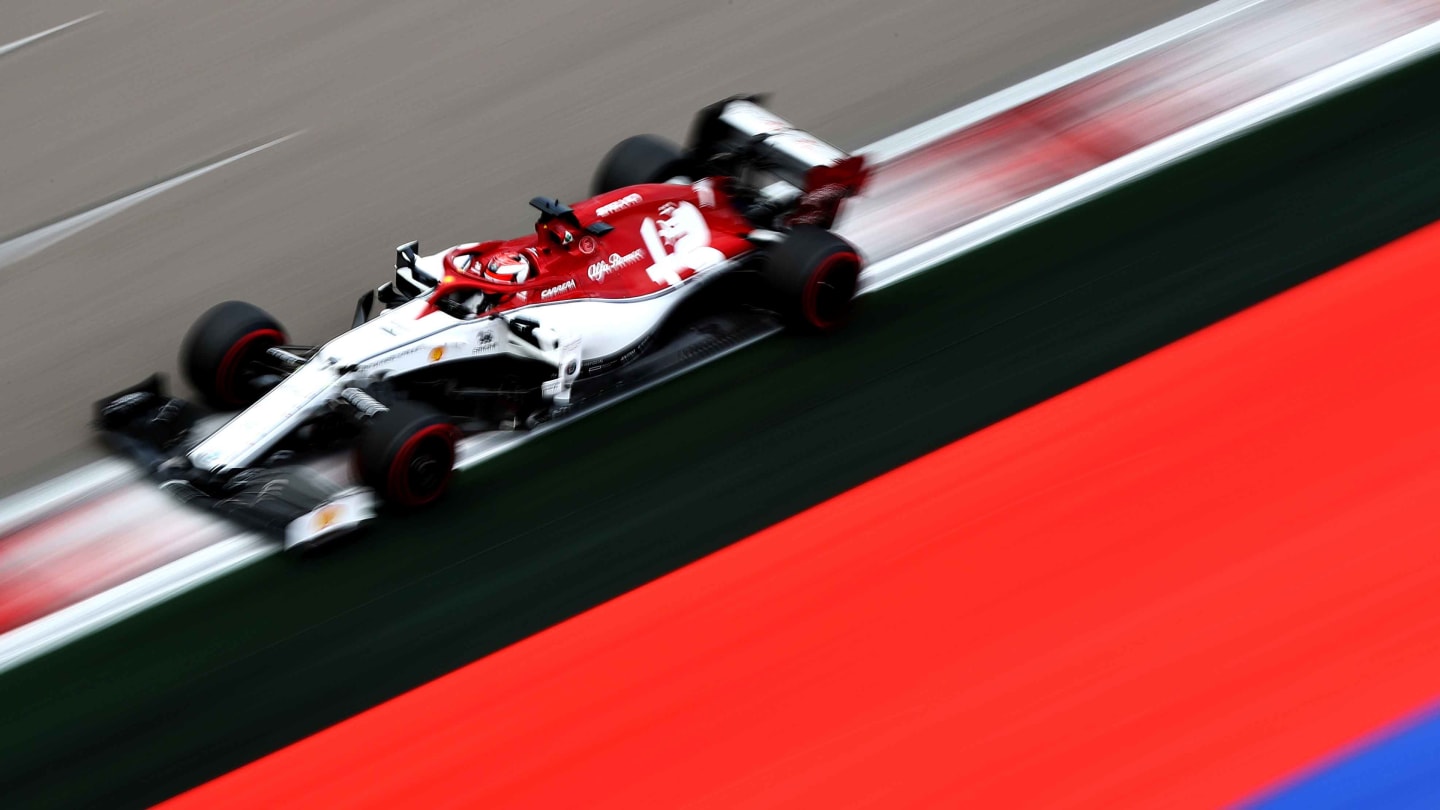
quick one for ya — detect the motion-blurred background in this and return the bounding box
[4,1,1440,807]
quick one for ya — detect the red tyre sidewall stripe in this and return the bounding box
[215,328,284,406]
[389,424,458,507]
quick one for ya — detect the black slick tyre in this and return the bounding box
[356,400,459,509]
[765,226,862,332]
[181,301,287,409]
[592,135,684,195]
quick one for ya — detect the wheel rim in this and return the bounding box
[390,425,456,507]
[215,328,284,406]
[805,252,859,330]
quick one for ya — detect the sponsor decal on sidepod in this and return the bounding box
[596,193,642,218]
[588,249,645,282]
[541,279,578,299]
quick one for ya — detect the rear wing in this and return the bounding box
[687,96,868,228]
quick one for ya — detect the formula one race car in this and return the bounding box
[96,97,868,549]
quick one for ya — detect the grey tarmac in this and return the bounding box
[0,0,1203,492]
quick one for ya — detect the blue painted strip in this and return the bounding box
[1245,704,1440,809]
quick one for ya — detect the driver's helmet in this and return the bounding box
[482,251,535,285]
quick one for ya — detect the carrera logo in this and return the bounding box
[596,193,642,218]
[587,249,645,282]
[541,279,578,299]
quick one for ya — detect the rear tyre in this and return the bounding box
[356,400,459,509]
[764,226,862,332]
[181,301,287,409]
[591,135,685,195]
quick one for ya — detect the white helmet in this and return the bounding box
[483,251,535,284]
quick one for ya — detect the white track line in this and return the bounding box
[0,12,101,59]
[860,19,1440,294]
[860,0,1271,161]
[0,133,307,536]
[1,2,1435,674]
[0,458,134,536]
[0,535,273,672]
[0,132,305,272]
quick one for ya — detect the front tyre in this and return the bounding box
[356,400,459,509]
[591,135,684,195]
[764,226,862,333]
[181,301,287,409]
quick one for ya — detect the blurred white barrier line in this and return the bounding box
[860,0,1271,162]
[0,12,102,59]
[0,132,305,272]
[2,1,1435,675]
[859,18,1440,295]
[0,535,273,672]
[0,458,134,536]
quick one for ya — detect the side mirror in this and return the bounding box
[352,290,374,328]
[394,240,437,290]
[395,240,419,272]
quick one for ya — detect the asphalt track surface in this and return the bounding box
[1,53,1436,809]
[0,0,1205,492]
